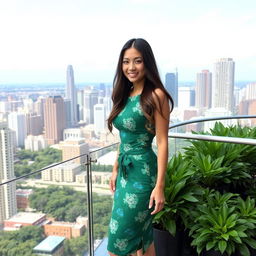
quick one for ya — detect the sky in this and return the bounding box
[0,0,255,84]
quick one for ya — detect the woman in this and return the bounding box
[107,38,174,256]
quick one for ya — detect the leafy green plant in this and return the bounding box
[235,197,256,253]
[153,153,201,236]
[184,123,254,193]
[189,191,256,256]
[190,201,248,255]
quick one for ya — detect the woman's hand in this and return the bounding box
[109,168,118,194]
[149,186,165,215]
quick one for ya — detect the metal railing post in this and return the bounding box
[86,154,94,256]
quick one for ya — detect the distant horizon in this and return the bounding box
[0,80,254,88]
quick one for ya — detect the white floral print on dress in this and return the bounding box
[109,218,119,234]
[123,118,136,131]
[132,102,143,115]
[150,175,157,187]
[135,210,148,223]
[123,143,132,152]
[120,176,127,188]
[141,163,150,176]
[132,155,143,160]
[137,133,149,146]
[130,96,138,102]
[114,238,128,251]
[123,192,138,209]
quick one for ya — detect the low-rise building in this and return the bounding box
[33,236,65,256]
[4,212,47,231]
[42,162,82,183]
[25,134,48,151]
[59,138,89,164]
[44,221,85,239]
[16,189,33,209]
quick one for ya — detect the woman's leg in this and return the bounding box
[108,252,118,256]
[137,242,155,256]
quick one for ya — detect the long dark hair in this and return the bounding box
[107,38,174,133]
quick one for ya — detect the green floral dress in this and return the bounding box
[107,95,157,255]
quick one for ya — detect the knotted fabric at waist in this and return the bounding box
[118,148,153,178]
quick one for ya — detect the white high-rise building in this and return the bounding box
[212,58,235,112]
[0,122,17,227]
[8,112,27,148]
[94,104,106,133]
[84,88,99,124]
[245,83,256,100]
[103,96,112,118]
[178,87,192,108]
[196,70,212,110]
[66,65,77,127]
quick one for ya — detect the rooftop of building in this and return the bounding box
[6,212,46,224]
[16,188,33,196]
[84,238,108,256]
[33,236,65,252]
[46,221,84,229]
[60,138,87,145]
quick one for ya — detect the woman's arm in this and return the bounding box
[149,88,170,215]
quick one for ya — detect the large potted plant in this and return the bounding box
[189,190,256,256]
[153,153,201,256]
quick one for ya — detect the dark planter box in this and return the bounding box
[202,250,223,256]
[250,248,256,256]
[235,247,256,256]
[179,229,197,256]
[153,228,179,256]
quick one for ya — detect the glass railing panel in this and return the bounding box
[0,153,89,256]
[89,143,119,255]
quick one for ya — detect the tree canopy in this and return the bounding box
[15,148,62,178]
[0,226,44,256]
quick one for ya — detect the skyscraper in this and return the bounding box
[212,58,235,112]
[66,65,77,127]
[8,112,27,148]
[44,96,66,145]
[0,122,17,226]
[26,113,43,136]
[83,88,99,124]
[94,104,106,133]
[196,70,212,110]
[165,71,178,107]
[77,89,85,122]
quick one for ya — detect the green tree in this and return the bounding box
[0,226,44,256]
[14,148,61,178]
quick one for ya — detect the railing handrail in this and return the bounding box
[169,115,256,129]
[169,132,256,145]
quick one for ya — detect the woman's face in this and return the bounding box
[122,47,145,85]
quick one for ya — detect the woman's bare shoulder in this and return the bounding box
[152,88,167,102]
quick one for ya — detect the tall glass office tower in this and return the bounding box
[165,71,178,107]
[66,65,78,127]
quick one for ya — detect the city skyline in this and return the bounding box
[0,0,256,84]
